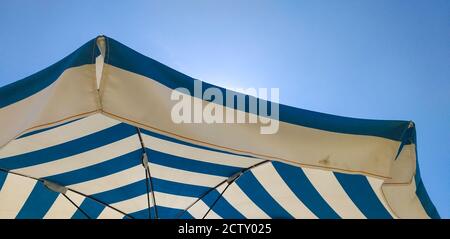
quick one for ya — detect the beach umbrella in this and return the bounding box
[0,36,439,219]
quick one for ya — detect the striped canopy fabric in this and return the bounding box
[0,36,439,219]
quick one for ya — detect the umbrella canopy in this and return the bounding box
[0,36,439,219]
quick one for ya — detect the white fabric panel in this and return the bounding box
[204,210,222,219]
[97,207,125,219]
[0,114,119,158]
[188,182,228,219]
[385,144,416,184]
[366,177,398,218]
[251,163,317,219]
[95,37,106,90]
[68,165,144,195]
[382,178,430,219]
[149,163,226,188]
[0,65,99,150]
[142,134,263,168]
[110,192,196,216]
[189,200,222,219]
[381,143,429,218]
[221,183,270,219]
[302,168,366,219]
[100,64,403,179]
[44,191,84,219]
[13,134,140,178]
[109,193,151,215]
[153,191,197,210]
[68,163,226,198]
[0,173,36,218]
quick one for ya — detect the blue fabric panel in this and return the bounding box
[128,206,192,219]
[44,149,141,186]
[147,148,242,177]
[0,123,136,170]
[16,182,59,219]
[272,161,340,219]
[334,172,392,219]
[0,171,7,190]
[202,188,245,219]
[71,198,105,219]
[235,171,293,219]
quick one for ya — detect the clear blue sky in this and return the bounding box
[0,0,449,217]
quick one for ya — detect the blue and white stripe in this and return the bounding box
[0,36,440,219]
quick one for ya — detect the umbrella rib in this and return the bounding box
[143,164,152,219]
[135,127,158,219]
[0,167,135,219]
[202,160,271,219]
[65,187,134,219]
[61,193,91,219]
[176,160,271,219]
[202,181,232,219]
[175,179,228,219]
